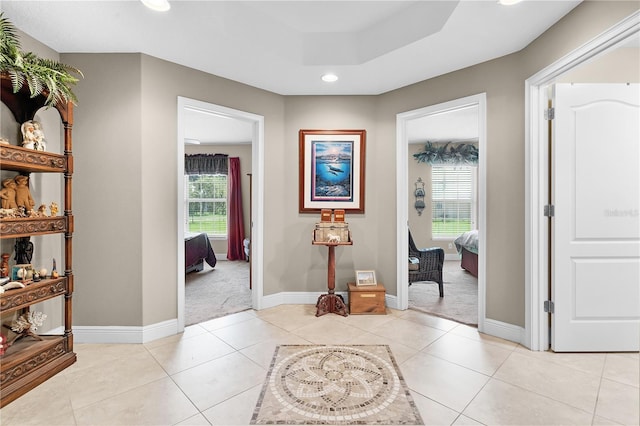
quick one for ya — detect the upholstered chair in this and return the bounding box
[408,230,445,297]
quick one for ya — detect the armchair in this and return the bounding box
[408,230,445,297]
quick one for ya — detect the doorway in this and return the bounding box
[525,12,639,350]
[176,97,265,332]
[396,93,487,331]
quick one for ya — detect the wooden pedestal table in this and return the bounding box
[313,240,352,317]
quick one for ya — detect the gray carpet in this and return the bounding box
[185,260,252,326]
[408,260,478,326]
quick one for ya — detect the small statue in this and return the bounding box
[49,201,59,216]
[32,121,46,151]
[37,204,48,216]
[14,238,33,265]
[0,178,18,209]
[14,175,35,211]
[51,258,58,279]
[20,120,37,150]
[0,137,9,145]
[0,253,9,278]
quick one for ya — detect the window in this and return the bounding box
[431,165,476,238]
[184,174,227,237]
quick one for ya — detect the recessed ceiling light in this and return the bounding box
[141,0,171,12]
[498,0,523,5]
[322,73,338,83]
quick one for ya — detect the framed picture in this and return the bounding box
[355,270,377,286]
[299,129,366,213]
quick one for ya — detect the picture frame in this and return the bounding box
[355,270,377,286]
[299,129,366,213]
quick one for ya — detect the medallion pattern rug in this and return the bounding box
[251,345,424,425]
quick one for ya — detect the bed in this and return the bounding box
[454,230,478,277]
[185,232,217,274]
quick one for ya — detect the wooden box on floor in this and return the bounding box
[348,283,386,314]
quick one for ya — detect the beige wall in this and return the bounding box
[7,0,627,329]
[185,143,253,255]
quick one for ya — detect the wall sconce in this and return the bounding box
[414,177,425,216]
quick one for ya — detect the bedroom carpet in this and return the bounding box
[408,260,478,326]
[250,345,423,425]
[185,259,251,326]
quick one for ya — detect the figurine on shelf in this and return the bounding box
[37,204,48,217]
[32,121,47,151]
[0,253,9,278]
[0,137,9,145]
[14,237,33,265]
[14,175,35,211]
[51,258,58,279]
[49,201,59,216]
[3,311,46,347]
[0,178,18,209]
[20,120,38,149]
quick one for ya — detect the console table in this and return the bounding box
[313,238,352,317]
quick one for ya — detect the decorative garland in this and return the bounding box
[413,141,478,165]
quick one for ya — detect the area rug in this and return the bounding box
[408,260,478,326]
[185,259,251,326]
[251,345,424,425]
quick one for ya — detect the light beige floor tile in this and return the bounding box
[592,415,626,425]
[333,311,397,332]
[143,323,208,350]
[73,377,199,425]
[201,384,262,425]
[595,378,640,425]
[422,332,513,375]
[257,304,322,331]
[65,349,168,410]
[464,379,593,425]
[410,390,460,426]
[1,372,75,426]
[368,317,446,350]
[450,325,519,350]
[452,414,484,425]
[239,335,313,369]
[494,351,601,413]
[147,332,235,375]
[198,309,256,331]
[603,353,640,387]
[345,332,419,364]
[401,309,460,331]
[65,343,149,373]
[211,317,292,349]
[514,345,606,377]
[175,413,212,425]
[289,317,367,344]
[171,351,266,411]
[401,351,489,412]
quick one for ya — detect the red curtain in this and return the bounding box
[227,157,245,260]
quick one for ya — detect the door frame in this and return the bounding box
[176,96,265,332]
[396,93,487,331]
[524,11,639,350]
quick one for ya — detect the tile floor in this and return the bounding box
[1,305,638,425]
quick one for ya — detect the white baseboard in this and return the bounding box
[482,318,525,345]
[74,319,177,344]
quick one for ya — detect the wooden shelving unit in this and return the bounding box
[0,75,76,407]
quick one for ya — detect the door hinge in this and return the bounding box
[544,107,555,120]
[544,204,555,217]
[544,300,555,313]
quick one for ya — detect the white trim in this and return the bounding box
[177,97,265,330]
[524,11,639,351]
[482,319,525,346]
[74,319,178,344]
[396,93,487,332]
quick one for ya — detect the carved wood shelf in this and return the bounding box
[0,145,68,173]
[0,217,68,238]
[0,278,68,314]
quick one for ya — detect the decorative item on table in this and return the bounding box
[10,264,32,282]
[355,270,377,286]
[333,209,345,222]
[320,208,332,222]
[313,209,349,244]
[3,311,47,347]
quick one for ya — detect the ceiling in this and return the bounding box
[2,0,582,144]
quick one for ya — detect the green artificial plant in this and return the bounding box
[0,12,82,107]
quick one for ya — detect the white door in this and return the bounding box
[552,83,640,352]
